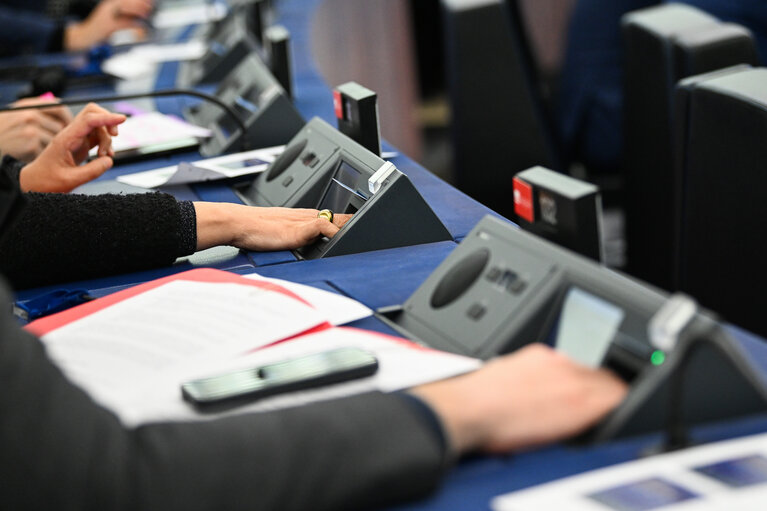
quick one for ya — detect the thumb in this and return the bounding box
[72,156,114,186]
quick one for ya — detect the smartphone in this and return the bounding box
[181,347,379,409]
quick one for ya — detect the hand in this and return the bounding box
[64,0,153,51]
[410,344,628,454]
[0,97,73,162]
[19,103,126,193]
[194,202,353,251]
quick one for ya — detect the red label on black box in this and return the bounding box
[333,90,344,119]
[513,177,534,223]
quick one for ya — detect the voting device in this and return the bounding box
[185,53,304,157]
[236,117,452,259]
[177,15,256,87]
[378,215,767,442]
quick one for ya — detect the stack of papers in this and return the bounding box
[31,269,479,426]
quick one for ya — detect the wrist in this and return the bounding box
[193,202,240,250]
[409,379,488,455]
[64,23,86,51]
[18,164,36,193]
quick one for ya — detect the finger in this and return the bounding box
[73,156,114,186]
[333,213,353,228]
[96,126,112,157]
[40,102,73,125]
[65,111,126,151]
[35,112,67,136]
[316,218,341,239]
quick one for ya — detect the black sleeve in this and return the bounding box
[0,284,449,511]
[0,191,196,289]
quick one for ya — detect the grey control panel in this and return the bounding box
[381,215,668,364]
[236,117,452,259]
[185,53,304,157]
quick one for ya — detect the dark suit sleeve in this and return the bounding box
[0,189,195,290]
[0,285,449,511]
[0,6,63,54]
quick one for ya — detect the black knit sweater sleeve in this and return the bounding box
[0,191,197,290]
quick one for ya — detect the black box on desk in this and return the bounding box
[513,166,603,262]
[333,82,381,156]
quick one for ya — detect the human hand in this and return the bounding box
[0,97,73,162]
[194,202,352,251]
[410,344,628,454]
[19,103,126,193]
[64,0,153,51]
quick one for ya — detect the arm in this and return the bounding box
[0,189,192,289]
[0,278,626,510]
[64,0,153,51]
[0,291,446,511]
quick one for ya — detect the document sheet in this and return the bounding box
[117,146,283,188]
[492,432,767,511]
[40,277,478,426]
[243,273,373,326]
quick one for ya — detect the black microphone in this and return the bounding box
[0,89,250,152]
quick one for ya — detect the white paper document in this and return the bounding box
[151,2,227,29]
[123,327,479,426]
[102,40,208,80]
[89,112,210,159]
[42,280,328,425]
[243,273,373,326]
[41,279,478,426]
[117,146,284,188]
[492,432,767,511]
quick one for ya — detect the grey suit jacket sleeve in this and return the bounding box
[0,284,450,511]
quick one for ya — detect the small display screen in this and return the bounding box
[587,477,700,511]
[318,161,367,213]
[548,287,625,368]
[217,92,260,139]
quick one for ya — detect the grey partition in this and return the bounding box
[622,4,758,290]
[674,67,767,338]
[441,0,557,219]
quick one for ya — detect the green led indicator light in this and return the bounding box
[651,350,666,366]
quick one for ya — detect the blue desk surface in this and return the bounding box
[5,1,767,509]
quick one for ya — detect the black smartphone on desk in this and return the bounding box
[181,347,379,410]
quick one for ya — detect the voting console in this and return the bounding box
[185,53,304,157]
[378,215,767,441]
[236,117,452,259]
[177,15,256,87]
